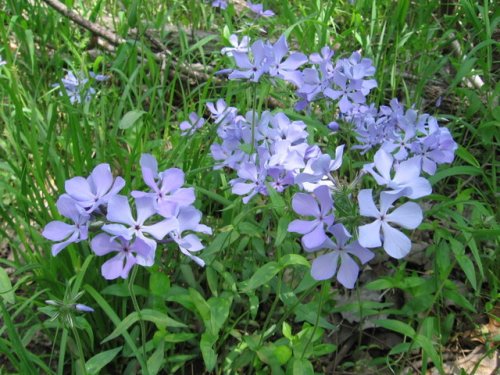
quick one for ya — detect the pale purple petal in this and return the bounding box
[358,189,379,218]
[374,149,393,181]
[101,253,126,280]
[160,168,185,193]
[337,253,359,289]
[345,241,374,264]
[358,220,382,248]
[65,177,93,201]
[107,196,135,225]
[379,189,407,214]
[292,193,320,217]
[51,231,79,256]
[381,222,411,258]
[102,223,133,240]
[135,197,156,224]
[386,202,422,229]
[43,221,75,241]
[89,164,113,197]
[143,217,178,240]
[302,224,328,250]
[232,182,255,195]
[311,252,339,280]
[288,219,319,235]
[90,233,122,256]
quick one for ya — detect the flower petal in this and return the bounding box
[89,163,113,197]
[386,202,423,229]
[337,253,360,289]
[292,193,320,217]
[160,168,185,193]
[143,217,178,240]
[43,221,75,241]
[91,233,122,256]
[358,220,382,248]
[287,219,319,235]
[381,222,411,259]
[311,252,339,280]
[101,253,126,280]
[358,189,379,218]
[107,195,135,225]
[301,224,328,250]
[65,177,93,201]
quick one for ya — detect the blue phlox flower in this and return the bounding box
[179,112,205,136]
[288,185,335,250]
[221,35,250,56]
[64,163,125,215]
[53,70,95,104]
[363,149,432,199]
[91,234,155,279]
[357,189,423,259]
[102,195,178,252]
[309,46,335,76]
[132,154,195,215]
[247,2,275,17]
[211,0,228,9]
[230,156,269,204]
[228,40,272,82]
[310,224,374,288]
[268,35,308,86]
[168,205,213,266]
[296,145,345,186]
[42,195,90,255]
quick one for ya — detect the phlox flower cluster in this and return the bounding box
[216,35,459,289]
[205,98,326,203]
[52,70,109,104]
[222,34,377,113]
[348,99,457,175]
[42,155,211,280]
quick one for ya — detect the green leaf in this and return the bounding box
[118,110,146,129]
[266,182,286,215]
[240,261,281,292]
[273,345,292,365]
[147,341,165,375]
[102,309,187,343]
[374,319,416,337]
[415,334,444,374]
[0,267,15,304]
[292,358,314,375]
[208,293,233,335]
[450,57,477,89]
[101,284,149,297]
[455,146,480,167]
[189,288,211,323]
[163,332,197,343]
[200,332,217,371]
[428,166,482,185]
[279,254,310,269]
[149,271,170,296]
[85,347,122,375]
[449,238,477,290]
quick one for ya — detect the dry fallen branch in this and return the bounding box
[41,0,214,83]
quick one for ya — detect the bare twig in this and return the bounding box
[41,0,124,46]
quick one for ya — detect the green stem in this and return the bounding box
[301,282,327,359]
[258,271,283,346]
[250,83,258,155]
[129,266,149,375]
[71,325,87,375]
